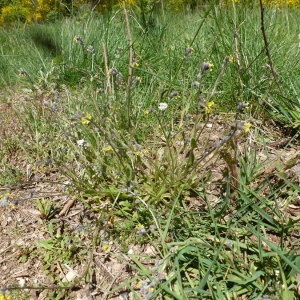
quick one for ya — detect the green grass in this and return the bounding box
[0,2,299,299]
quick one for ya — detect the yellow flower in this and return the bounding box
[227,55,234,63]
[134,149,148,157]
[80,113,92,125]
[205,101,215,114]
[244,122,252,133]
[102,244,112,252]
[9,202,16,209]
[81,119,89,125]
[205,107,211,114]
[135,280,143,289]
[131,61,139,68]
[123,0,135,5]
[103,146,113,152]
[0,192,10,197]
[142,149,148,156]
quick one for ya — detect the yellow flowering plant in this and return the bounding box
[0,0,56,23]
[1,0,300,24]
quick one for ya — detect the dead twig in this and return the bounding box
[58,197,76,216]
[102,43,111,94]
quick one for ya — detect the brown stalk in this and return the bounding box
[102,43,111,94]
[220,138,240,193]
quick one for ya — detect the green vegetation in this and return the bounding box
[0,1,299,299]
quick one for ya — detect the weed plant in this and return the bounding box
[0,2,299,299]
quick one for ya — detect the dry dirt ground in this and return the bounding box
[1,95,299,299]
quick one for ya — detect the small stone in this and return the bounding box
[128,249,134,255]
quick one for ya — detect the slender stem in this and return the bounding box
[124,4,134,129]
[232,0,243,86]
[259,0,284,95]
[156,113,176,181]
[102,43,111,94]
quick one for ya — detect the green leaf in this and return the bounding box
[190,138,197,149]
[227,271,264,285]
[38,240,55,250]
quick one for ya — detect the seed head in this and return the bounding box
[185,46,193,56]
[108,68,119,76]
[86,45,94,53]
[169,91,180,99]
[19,69,28,77]
[201,62,214,73]
[237,102,249,113]
[192,81,200,88]
[73,35,84,45]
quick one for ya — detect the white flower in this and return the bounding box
[77,139,86,147]
[158,102,168,111]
